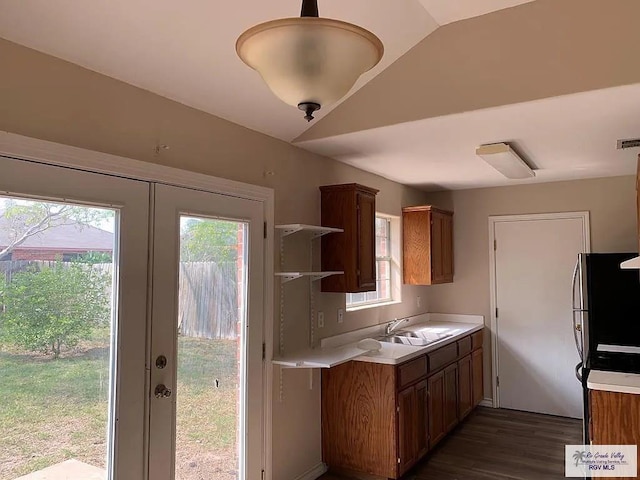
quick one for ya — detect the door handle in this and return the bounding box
[154,384,172,399]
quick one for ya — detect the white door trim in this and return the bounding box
[0,131,275,480]
[488,211,591,408]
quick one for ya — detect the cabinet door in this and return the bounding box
[402,209,431,285]
[458,355,473,420]
[415,380,429,459]
[444,363,458,432]
[441,213,454,282]
[431,210,454,284]
[431,211,445,283]
[357,190,377,290]
[472,348,484,407]
[397,386,416,475]
[322,361,397,478]
[428,371,446,448]
[590,390,640,462]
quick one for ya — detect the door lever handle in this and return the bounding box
[154,384,172,399]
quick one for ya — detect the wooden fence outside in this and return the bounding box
[0,260,239,340]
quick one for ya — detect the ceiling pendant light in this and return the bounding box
[236,0,384,121]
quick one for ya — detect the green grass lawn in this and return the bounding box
[0,335,239,479]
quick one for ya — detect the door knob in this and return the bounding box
[154,384,172,398]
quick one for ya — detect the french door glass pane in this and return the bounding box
[175,216,247,480]
[0,196,117,480]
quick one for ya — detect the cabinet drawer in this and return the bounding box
[428,343,457,373]
[472,330,483,350]
[457,336,472,357]
[398,355,428,389]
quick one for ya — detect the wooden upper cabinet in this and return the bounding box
[320,183,379,292]
[402,206,454,285]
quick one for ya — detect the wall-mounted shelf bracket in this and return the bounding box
[275,224,343,239]
[275,271,343,284]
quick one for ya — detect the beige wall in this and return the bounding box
[424,175,638,400]
[0,38,432,479]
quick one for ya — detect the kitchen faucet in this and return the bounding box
[385,318,409,335]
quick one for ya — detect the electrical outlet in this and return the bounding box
[417,296,421,308]
[317,311,325,329]
[337,308,344,324]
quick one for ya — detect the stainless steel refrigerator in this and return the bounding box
[572,252,640,443]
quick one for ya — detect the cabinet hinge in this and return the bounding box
[262,343,266,361]
[397,458,401,464]
[495,307,499,318]
[261,469,265,480]
[494,239,497,251]
[496,376,500,388]
[396,405,400,413]
[264,222,267,239]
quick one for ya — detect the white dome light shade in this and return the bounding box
[237,17,383,119]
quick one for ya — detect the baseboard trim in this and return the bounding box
[480,398,494,408]
[293,462,328,480]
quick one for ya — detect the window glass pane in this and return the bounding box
[0,197,116,480]
[176,217,246,480]
[347,216,394,308]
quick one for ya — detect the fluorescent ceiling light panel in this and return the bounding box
[476,143,535,179]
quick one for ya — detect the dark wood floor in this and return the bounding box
[320,407,582,480]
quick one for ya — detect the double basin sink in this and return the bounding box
[377,330,452,347]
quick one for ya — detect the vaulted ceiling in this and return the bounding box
[1,0,639,190]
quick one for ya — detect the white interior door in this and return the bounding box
[493,213,589,418]
[148,184,264,480]
[0,156,149,480]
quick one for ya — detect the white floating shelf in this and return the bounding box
[273,344,375,369]
[275,224,343,238]
[275,271,343,284]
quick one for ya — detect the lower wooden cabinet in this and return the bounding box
[322,329,484,479]
[472,347,484,407]
[589,389,640,480]
[444,364,458,433]
[427,370,446,448]
[458,354,473,419]
[398,380,429,475]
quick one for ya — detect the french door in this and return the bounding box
[0,157,264,480]
[149,184,264,480]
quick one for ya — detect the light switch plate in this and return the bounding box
[317,311,324,328]
[337,308,344,324]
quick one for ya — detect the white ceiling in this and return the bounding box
[0,0,435,141]
[296,84,640,191]
[0,0,533,141]
[4,0,633,193]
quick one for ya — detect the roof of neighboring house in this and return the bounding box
[0,216,114,251]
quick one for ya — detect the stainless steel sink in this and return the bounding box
[377,330,452,347]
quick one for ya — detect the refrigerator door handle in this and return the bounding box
[572,258,580,310]
[571,257,584,361]
[575,362,583,382]
[573,310,583,361]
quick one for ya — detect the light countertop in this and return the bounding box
[273,313,484,368]
[355,321,483,365]
[587,370,640,395]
